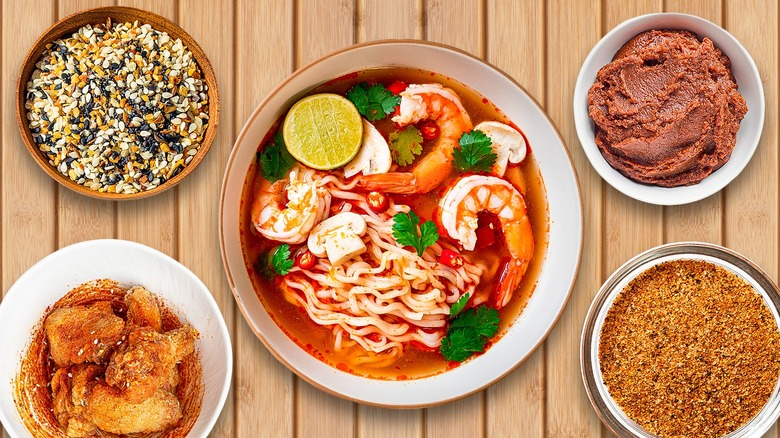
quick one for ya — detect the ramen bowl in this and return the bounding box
[0,239,232,437]
[220,40,582,407]
[573,13,764,205]
[581,242,780,437]
[16,6,219,200]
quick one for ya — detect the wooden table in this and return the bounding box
[2,0,776,436]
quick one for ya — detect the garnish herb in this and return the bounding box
[440,306,500,362]
[255,244,294,279]
[345,82,401,121]
[392,210,439,257]
[388,126,423,166]
[449,294,470,318]
[257,132,296,182]
[452,130,497,173]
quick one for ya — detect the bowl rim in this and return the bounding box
[219,39,584,407]
[15,6,220,201]
[573,12,765,206]
[0,238,233,437]
[580,241,780,437]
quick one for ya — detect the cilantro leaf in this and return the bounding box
[440,327,484,362]
[258,132,296,182]
[346,82,400,121]
[440,306,500,362]
[271,244,294,276]
[392,210,439,256]
[449,294,470,318]
[253,252,275,281]
[452,130,497,173]
[450,306,500,338]
[389,126,423,166]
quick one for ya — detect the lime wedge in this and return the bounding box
[282,93,363,170]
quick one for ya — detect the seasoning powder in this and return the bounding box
[599,259,780,437]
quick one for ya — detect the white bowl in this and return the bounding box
[573,13,765,205]
[0,239,232,438]
[220,40,583,407]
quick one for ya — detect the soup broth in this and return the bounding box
[240,68,549,379]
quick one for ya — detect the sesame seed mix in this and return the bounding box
[599,260,780,437]
[24,19,209,194]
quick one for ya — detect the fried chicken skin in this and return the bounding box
[51,364,104,437]
[125,286,163,332]
[86,383,182,435]
[105,326,198,403]
[45,302,125,367]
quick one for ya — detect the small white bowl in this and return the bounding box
[220,40,583,407]
[573,13,765,205]
[0,239,232,438]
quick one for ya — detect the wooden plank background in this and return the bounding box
[1,0,777,436]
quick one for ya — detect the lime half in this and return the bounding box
[282,93,363,170]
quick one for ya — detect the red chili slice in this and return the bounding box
[439,249,464,268]
[419,120,440,141]
[294,248,317,270]
[366,191,389,213]
[387,80,408,95]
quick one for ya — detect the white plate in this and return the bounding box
[573,13,765,205]
[0,239,232,438]
[220,40,583,407]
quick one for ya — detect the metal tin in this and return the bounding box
[581,242,780,437]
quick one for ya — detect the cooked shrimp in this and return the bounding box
[355,84,472,194]
[437,175,534,309]
[252,167,331,244]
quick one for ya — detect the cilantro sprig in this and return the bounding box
[392,210,439,257]
[440,306,500,362]
[389,126,423,166]
[345,82,401,121]
[452,130,497,173]
[254,244,294,280]
[257,132,296,182]
[449,294,470,319]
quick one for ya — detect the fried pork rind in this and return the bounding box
[86,383,182,435]
[105,326,199,403]
[125,286,163,332]
[44,301,125,367]
[51,364,104,437]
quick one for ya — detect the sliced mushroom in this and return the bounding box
[307,212,368,266]
[474,121,527,177]
[343,119,392,178]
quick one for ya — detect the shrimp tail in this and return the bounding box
[354,172,418,194]
[492,257,529,309]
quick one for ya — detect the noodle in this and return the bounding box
[279,178,484,361]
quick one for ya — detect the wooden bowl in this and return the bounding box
[16,6,219,200]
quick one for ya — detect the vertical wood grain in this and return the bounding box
[545,0,604,436]
[423,1,484,436]
[57,0,117,248]
[114,0,176,257]
[602,0,663,274]
[723,1,779,437]
[663,0,723,244]
[176,0,236,435]
[1,1,56,435]
[355,1,423,437]
[233,1,296,437]
[484,1,546,436]
[294,0,356,436]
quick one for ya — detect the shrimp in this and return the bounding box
[252,167,331,244]
[437,175,534,309]
[355,84,472,194]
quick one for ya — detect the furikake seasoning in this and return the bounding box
[24,19,209,194]
[599,259,780,437]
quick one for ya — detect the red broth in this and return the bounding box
[240,68,549,379]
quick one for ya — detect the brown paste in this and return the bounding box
[588,29,747,187]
